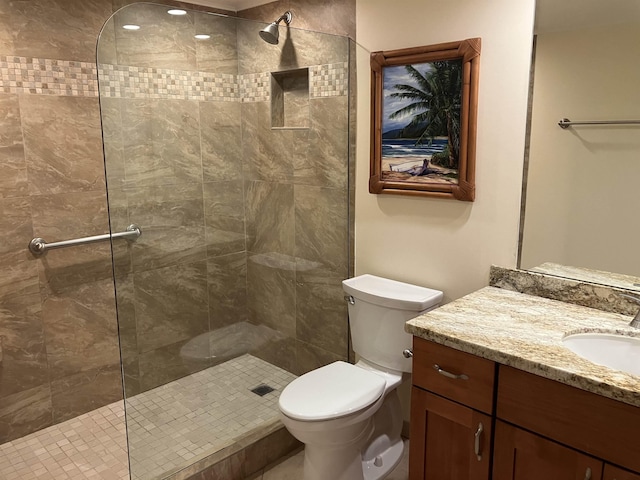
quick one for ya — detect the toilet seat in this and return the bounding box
[279,361,386,422]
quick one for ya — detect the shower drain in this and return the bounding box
[250,384,275,396]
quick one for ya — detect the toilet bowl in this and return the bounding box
[278,274,443,480]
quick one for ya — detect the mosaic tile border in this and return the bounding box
[0,56,98,96]
[310,62,348,98]
[98,64,238,101]
[0,55,349,101]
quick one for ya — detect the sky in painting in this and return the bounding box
[382,61,434,133]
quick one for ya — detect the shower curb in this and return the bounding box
[172,419,301,480]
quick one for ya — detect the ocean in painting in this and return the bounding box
[382,138,448,158]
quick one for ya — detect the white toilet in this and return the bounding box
[278,274,443,480]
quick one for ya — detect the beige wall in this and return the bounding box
[355,0,535,302]
[520,22,640,276]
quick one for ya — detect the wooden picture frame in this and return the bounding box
[369,38,481,201]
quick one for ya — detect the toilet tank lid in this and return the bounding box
[343,274,443,312]
[279,361,385,421]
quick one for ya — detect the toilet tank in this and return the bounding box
[342,274,443,373]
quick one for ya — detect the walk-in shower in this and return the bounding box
[0,3,354,480]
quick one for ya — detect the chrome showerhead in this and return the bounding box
[258,11,292,45]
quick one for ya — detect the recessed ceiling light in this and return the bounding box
[168,9,187,15]
[195,34,211,40]
[122,24,141,30]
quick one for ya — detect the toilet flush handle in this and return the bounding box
[344,295,355,305]
[402,349,413,358]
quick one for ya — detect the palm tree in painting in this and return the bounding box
[389,60,462,168]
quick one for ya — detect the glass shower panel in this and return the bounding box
[97,4,352,479]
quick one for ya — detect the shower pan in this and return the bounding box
[98,3,355,479]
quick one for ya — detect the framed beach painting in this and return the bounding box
[369,38,481,201]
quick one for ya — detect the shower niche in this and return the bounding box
[270,68,310,129]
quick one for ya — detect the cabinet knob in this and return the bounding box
[584,467,592,480]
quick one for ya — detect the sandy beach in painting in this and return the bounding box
[382,156,458,184]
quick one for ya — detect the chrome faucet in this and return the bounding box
[621,294,640,328]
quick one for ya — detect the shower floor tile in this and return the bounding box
[127,354,296,479]
[0,354,296,480]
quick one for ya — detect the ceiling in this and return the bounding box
[187,0,274,12]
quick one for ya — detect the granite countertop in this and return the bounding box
[405,286,640,408]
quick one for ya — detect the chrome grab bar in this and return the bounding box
[29,224,141,256]
[558,118,640,129]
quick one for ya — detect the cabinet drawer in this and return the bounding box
[497,366,640,473]
[604,464,640,480]
[412,337,496,414]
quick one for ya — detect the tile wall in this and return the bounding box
[0,0,355,446]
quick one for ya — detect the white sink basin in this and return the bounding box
[562,332,640,377]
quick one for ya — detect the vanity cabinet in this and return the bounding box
[409,337,640,480]
[409,338,495,479]
[410,387,492,479]
[493,421,602,480]
[604,465,640,480]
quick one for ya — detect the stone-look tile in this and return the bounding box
[204,181,246,257]
[347,39,356,278]
[295,340,344,375]
[0,1,14,53]
[6,0,112,62]
[0,197,38,299]
[242,102,306,183]
[296,97,349,188]
[138,338,212,392]
[296,268,348,357]
[0,384,52,443]
[260,449,304,480]
[97,11,118,65]
[30,191,114,291]
[208,253,248,330]
[112,0,234,16]
[50,363,123,423]
[237,19,348,75]
[0,95,27,198]
[127,184,206,271]
[247,253,295,337]
[237,1,288,25]
[41,278,120,380]
[242,427,301,478]
[101,97,126,190]
[288,0,355,38]
[294,185,348,271]
[250,335,297,374]
[201,101,242,182]
[238,0,355,38]
[134,261,209,353]
[195,12,238,74]
[188,450,246,480]
[114,3,196,70]
[272,70,309,128]
[20,95,105,195]
[113,274,140,396]
[0,294,48,399]
[259,439,409,480]
[245,181,294,255]
[121,98,202,188]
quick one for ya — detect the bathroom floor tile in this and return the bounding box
[0,354,296,480]
[259,438,410,480]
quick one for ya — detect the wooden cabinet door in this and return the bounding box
[493,420,603,480]
[409,387,492,480]
[604,465,640,480]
